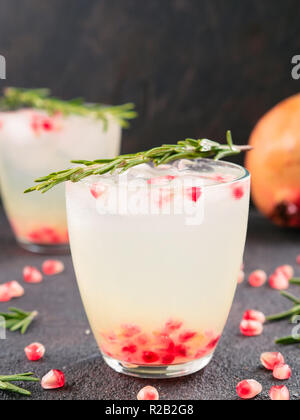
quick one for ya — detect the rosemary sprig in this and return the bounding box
[25,131,251,194]
[0,307,38,334]
[266,304,300,322]
[0,373,40,396]
[290,278,300,286]
[0,87,137,129]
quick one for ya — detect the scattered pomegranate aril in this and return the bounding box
[23,266,43,284]
[236,379,262,399]
[269,385,290,400]
[297,255,300,265]
[275,265,294,280]
[238,270,245,284]
[243,309,266,324]
[248,270,267,287]
[137,386,159,400]
[269,272,289,290]
[41,369,65,390]
[240,320,263,337]
[6,281,25,298]
[260,352,285,370]
[24,342,45,361]
[179,330,197,342]
[0,284,11,302]
[42,260,64,276]
[273,363,292,380]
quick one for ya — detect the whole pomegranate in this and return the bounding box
[246,94,300,228]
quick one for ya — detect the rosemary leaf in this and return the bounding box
[290,278,300,286]
[266,305,300,322]
[0,308,38,334]
[25,131,252,194]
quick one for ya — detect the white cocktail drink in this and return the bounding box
[66,159,250,378]
[0,109,121,252]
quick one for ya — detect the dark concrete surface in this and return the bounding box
[0,207,299,400]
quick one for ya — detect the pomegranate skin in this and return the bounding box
[246,94,300,228]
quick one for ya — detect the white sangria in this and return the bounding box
[66,157,250,378]
[0,88,135,253]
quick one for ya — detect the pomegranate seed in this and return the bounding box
[240,319,263,337]
[232,185,244,200]
[42,260,64,276]
[179,330,197,342]
[164,319,183,333]
[269,385,290,400]
[24,342,45,361]
[238,270,245,284]
[41,369,65,390]
[206,335,221,351]
[0,284,11,302]
[243,309,266,324]
[269,272,289,290]
[174,344,187,357]
[137,386,159,400]
[147,175,176,185]
[6,281,24,298]
[296,255,300,265]
[260,352,285,370]
[142,351,160,364]
[248,270,267,287]
[122,345,137,354]
[121,324,141,337]
[90,182,106,199]
[236,379,262,399]
[23,266,43,284]
[273,363,292,380]
[161,354,175,364]
[185,187,202,202]
[275,265,294,280]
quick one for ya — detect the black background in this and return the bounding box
[0,0,300,163]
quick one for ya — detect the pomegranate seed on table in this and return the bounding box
[269,272,289,290]
[137,386,159,400]
[236,379,262,399]
[238,270,245,284]
[41,369,65,390]
[273,363,292,380]
[275,265,294,280]
[24,342,45,361]
[42,260,65,276]
[0,283,11,302]
[6,281,25,298]
[248,270,267,287]
[240,319,263,337]
[243,309,266,324]
[297,255,300,265]
[23,266,43,284]
[269,385,290,400]
[260,352,285,370]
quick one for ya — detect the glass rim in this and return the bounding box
[72,158,250,190]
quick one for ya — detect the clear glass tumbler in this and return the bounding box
[0,109,121,253]
[66,159,250,378]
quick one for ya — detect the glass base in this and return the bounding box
[17,241,70,255]
[102,353,213,379]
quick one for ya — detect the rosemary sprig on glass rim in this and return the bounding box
[0,373,40,396]
[0,307,38,334]
[25,130,251,194]
[0,87,137,129]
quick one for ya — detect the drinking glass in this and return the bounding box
[0,109,121,253]
[66,158,250,378]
